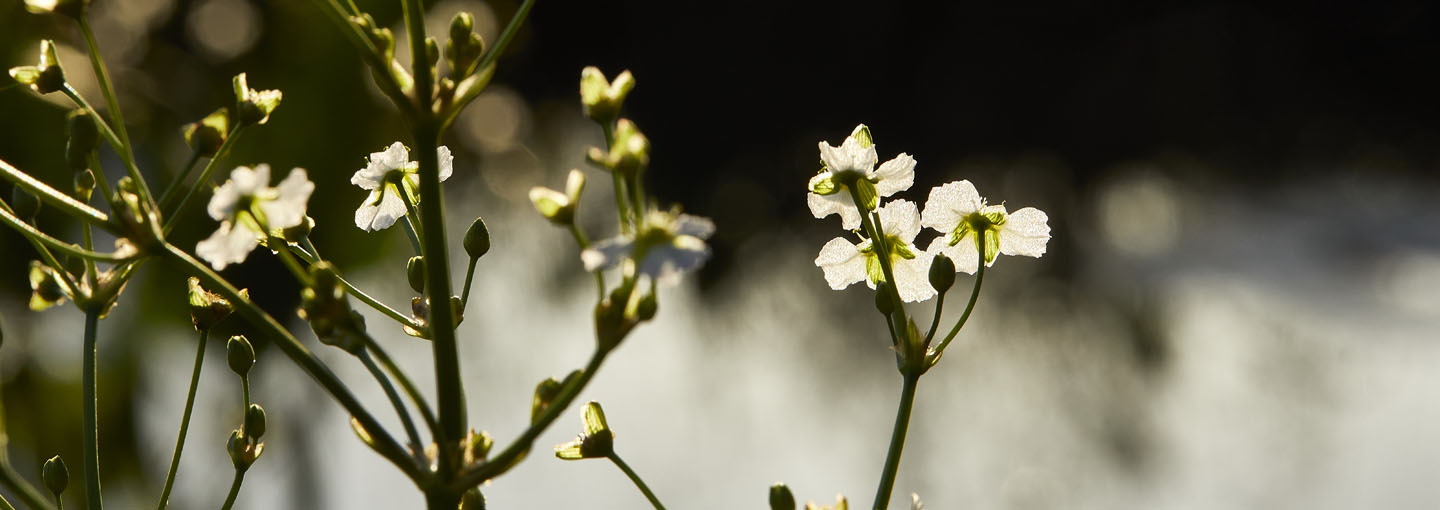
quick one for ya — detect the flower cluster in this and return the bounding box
[810,125,1051,302]
[197,164,314,270]
[351,141,454,232]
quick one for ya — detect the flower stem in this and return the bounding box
[304,0,416,118]
[0,493,14,510]
[360,333,438,435]
[218,470,245,510]
[162,125,246,235]
[77,16,155,210]
[81,307,102,510]
[288,245,425,332]
[460,257,478,307]
[849,189,908,344]
[608,453,666,510]
[569,223,605,300]
[156,151,202,209]
[871,373,919,510]
[156,329,207,510]
[0,158,112,230]
[931,233,987,357]
[358,351,425,461]
[0,460,54,510]
[0,202,130,263]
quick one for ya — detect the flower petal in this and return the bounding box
[437,145,454,182]
[872,153,915,197]
[878,199,921,243]
[196,221,260,270]
[926,235,978,275]
[892,250,937,302]
[674,214,715,239]
[920,180,983,233]
[818,135,878,175]
[998,206,1050,258]
[355,187,408,231]
[261,168,314,229]
[807,191,862,230]
[814,237,867,290]
[581,236,634,272]
[639,236,710,286]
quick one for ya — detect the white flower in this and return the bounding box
[196,164,314,270]
[352,142,454,231]
[581,209,714,287]
[921,180,1050,274]
[814,199,936,302]
[807,124,916,230]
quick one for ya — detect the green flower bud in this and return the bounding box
[227,335,254,377]
[74,169,96,201]
[187,277,235,330]
[769,483,796,510]
[299,262,366,352]
[463,428,493,465]
[554,401,614,460]
[449,12,474,42]
[226,428,263,470]
[463,217,491,259]
[587,119,650,176]
[928,253,955,293]
[634,291,657,322]
[406,256,426,294]
[66,109,99,172]
[42,455,68,496]
[11,187,41,221]
[28,261,68,311]
[874,281,895,316]
[530,370,579,423]
[182,108,229,157]
[459,488,485,510]
[232,73,282,125]
[579,67,635,124]
[244,403,267,439]
[24,0,89,18]
[8,40,66,94]
[425,37,441,67]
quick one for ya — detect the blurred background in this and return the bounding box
[3,0,1440,508]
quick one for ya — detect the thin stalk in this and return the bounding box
[358,351,425,461]
[272,244,312,285]
[305,0,417,118]
[931,236,987,356]
[81,308,102,510]
[240,376,250,409]
[361,334,438,435]
[77,17,154,209]
[162,126,246,235]
[0,200,84,301]
[156,330,208,510]
[0,158,112,230]
[80,223,97,288]
[920,290,946,348]
[460,257,478,307]
[0,493,13,510]
[0,204,131,263]
[608,453,666,510]
[0,463,54,510]
[398,184,426,244]
[155,151,202,210]
[628,175,646,227]
[217,470,244,510]
[164,245,424,484]
[871,373,918,510]
[401,217,424,255]
[451,350,607,490]
[84,154,112,211]
[54,495,61,510]
[569,223,605,299]
[438,0,537,130]
[849,190,907,342]
[287,245,425,332]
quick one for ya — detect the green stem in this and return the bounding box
[156,329,207,510]
[0,200,85,303]
[358,352,424,461]
[288,246,425,332]
[920,289,946,349]
[0,493,13,510]
[401,217,424,256]
[85,154,112,211]
[156,151,202,209]
[849,190,907,342]
[305,0,416,118]
[871,373,918,510]
[162,125,246,235]
[53,495,60,510]
[81,308,102,510]
[460,257,478,307]
[77,17,154,209]
[438,0,536,130]
[569,223,605,300]
[240,377,250,409]
[930,235,987,357]
[0,462,54,510]
[272,243,312,285]
[451,350,607,490]
[608,453,666,510]
[218,470,244,510]
[163,245,424,484]
[0,203,130,263]
[361,334,438,435]
[0,158,112,230]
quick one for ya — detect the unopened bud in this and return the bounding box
[579,67,635,124]
[449,12,474,42]
[406,256,426,294]
[769,483,796,510]
[182,108,229,157]
[66,109,99,171]
[74,169,96,201]
[634,292,657,322]
[460,488,486,510]
[874,281,895,316]
[463,217,491,259]
[928,253,955,293]
[43,455,68,496]
[244,403,267,439]
[187,277,234,330]
[227,335,254,377]
[11,188,41,221]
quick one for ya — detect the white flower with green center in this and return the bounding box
[921,180,1050,274]
[581,208,714,286]
[196,164,314,270]
[351,142,454,232]
[814,199,936,303]
[807,124,916,230]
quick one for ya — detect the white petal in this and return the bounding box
[817,136,878,175]
[436,146,454,182]
[814,237,867,290]
[920,180,983,233]
[807,192,862,231]
[355,187,408,231]
[353,142,407,189]
[674,214,715,239]
[581,236,634,272]
[232,164,269,195]
[892,251,937,303]
[926,236,978,275]
[207,176,242,221]
[872,153,915,197]
[261,168,314,229]
[639,236,710,286]
[196,221,260,270]
[878,199,920,243]
[998,207,1050,258]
